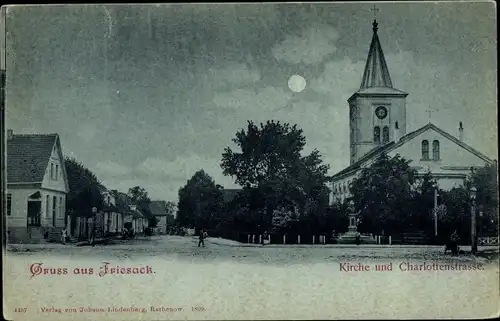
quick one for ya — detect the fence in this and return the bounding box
[478,236,499,246]
[244,233,332,245]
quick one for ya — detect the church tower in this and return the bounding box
[348,20,408,164]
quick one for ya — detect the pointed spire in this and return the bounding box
[360,20,393,89]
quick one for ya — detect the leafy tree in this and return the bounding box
[408,171,442,236]
[220,120,331,231]
[128,186,153,223]
[165,201,177,227]
[440,187,471,242]
[469,163,499,236]
[350,154,417,235]
[177,170,224,230]
[65,157,104,217]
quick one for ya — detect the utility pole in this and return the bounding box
[470,187,477,254]
[433,183,439,237]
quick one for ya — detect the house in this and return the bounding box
[330,20,494,204]
[149,200,168,234]
[98,186,123,235]
[125,205,147,233]
[113,192,145,233]
[6,129,69,243]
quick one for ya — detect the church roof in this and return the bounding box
[332,123,493,180]
[360,20,393,89]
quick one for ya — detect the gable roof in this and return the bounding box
[149,200,167,216]
[7,133,58,184]
[129,208,145,218]
[332,123,493,180]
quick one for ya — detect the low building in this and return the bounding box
[149,200,168,234]
[99,186,123,235]
[6,130,70,243]
[123,205,146,233]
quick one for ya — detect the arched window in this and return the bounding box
[382,126,390,142]
[432,140,440,160]
[373,126,380,143]
[421,140,429,160]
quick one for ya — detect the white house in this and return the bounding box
[330,20,494,204]
[149,200,168,234]
[99,187,123,235]
[6,129,69,243]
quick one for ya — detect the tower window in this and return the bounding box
[382,126,389,142]
[373,126,380,143]
[432,140,440,160]
[421,140,429,160]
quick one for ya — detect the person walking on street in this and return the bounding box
[198,228,205,247]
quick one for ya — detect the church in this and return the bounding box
[330,20,494,204]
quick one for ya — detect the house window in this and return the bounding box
[50,163,54,179]
[59,196,63,218]
[55,164,59,180]
[7,193,12,216]
[52,196,57,222]
[432,140,440,160]
[373,126,380,143]
[46,195,50,218]
[382,126,389,143]
[422,140,429,160]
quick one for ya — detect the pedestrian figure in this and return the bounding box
[198,228,205,247]
[445,230,460,255]
[355,232,361,245]
[90,227,96,247]
[61,228,67,245]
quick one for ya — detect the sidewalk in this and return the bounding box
[6,235,161,251]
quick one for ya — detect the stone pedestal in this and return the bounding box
[337,212,376,244]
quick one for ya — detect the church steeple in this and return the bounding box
[347,17,408,165]
[360,20,393,89]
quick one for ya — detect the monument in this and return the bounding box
[337,201,377,244]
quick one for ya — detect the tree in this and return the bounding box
[469,163,499,236]
[350,154,417,235]
[128,186,153,223]
[408,171,442,236]
[177,170,224,230]
[165,201,177,227]
[65,157,104,218]
[220,120,331,231]
[440,187,471,242]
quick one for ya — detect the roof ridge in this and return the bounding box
[10,133,58,137]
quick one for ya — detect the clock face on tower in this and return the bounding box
[375,106,388,119]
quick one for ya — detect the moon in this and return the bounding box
[288,75,307,93]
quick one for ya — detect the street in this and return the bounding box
[6,236,498,264]
[4,236,499,320]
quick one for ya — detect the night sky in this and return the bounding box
[5,3,497,201]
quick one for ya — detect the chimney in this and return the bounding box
[7,129,13,140]
[393,121,400,142]
[458,122,464,141]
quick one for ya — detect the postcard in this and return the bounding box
[2,2,499,320]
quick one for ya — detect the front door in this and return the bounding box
[27,201,41,226]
